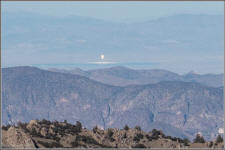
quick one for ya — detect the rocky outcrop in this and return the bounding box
[2,120,224,148]
[2,126,36,148]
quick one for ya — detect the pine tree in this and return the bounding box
[193,133,205,143]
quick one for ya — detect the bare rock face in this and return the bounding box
[40,127,48,137]
[27,120,39,131]
[27,120,38,128]
[2,127,36,148]
[59,134,76,148]
[148,139,182,148]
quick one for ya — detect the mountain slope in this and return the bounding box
[48,66,224,87]
[2,66,224,140]
[2,66,121,127]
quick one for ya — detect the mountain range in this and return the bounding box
[2,66,224,141]
[48,66,224,87]
[2,13,224,74]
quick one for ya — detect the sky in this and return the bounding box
[2,1,224,22]
[2,1,224,74]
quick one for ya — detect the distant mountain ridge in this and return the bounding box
[3,13,224,74]
[48,66,224,87]
[2,66,224,141]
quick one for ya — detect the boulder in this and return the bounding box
[2,127,36,148]
[26,120,40,133]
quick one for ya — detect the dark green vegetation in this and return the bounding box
[132,143,147,148]
[193,134,205,143]
[2,124,11,130]
[37,141,63,148]
[124,125,129,131]
[216,135,224,143]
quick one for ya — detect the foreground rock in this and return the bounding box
[2,126,36,148]
[2,120,224,148]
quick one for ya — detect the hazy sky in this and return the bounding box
[2,2,224,74]
[2,1,224,22]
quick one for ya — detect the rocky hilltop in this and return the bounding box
[2,120,224,148]
[2,66,224,141]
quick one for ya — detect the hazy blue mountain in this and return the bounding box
[2,12,224,73]
[183,71,224,88]
[48,66,224,87]
[2,66,224,141]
